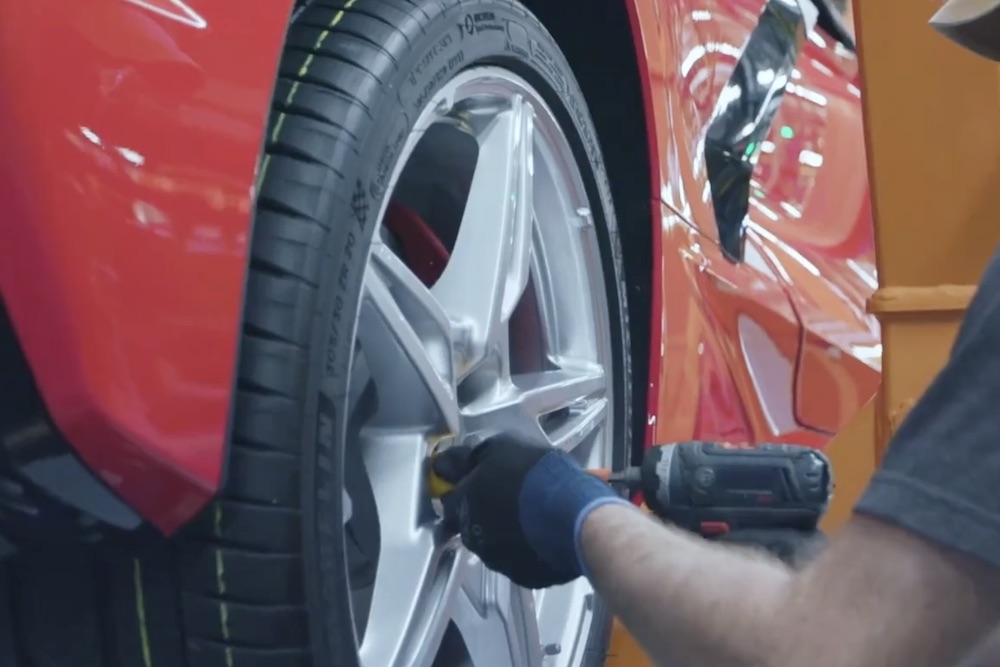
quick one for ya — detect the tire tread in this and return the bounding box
[177,2,405,664]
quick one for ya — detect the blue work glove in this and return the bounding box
[433,435,632,589]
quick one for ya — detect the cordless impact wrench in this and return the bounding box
[590,440,832,538]
[429,439,833,560]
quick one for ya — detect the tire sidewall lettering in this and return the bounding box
[307,4,632,665]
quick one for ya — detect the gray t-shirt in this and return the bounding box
[854,246,1000,570]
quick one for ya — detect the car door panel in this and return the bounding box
[652,207,828,449]
[651,211,754,445]
[669,0,771,241]
[636,0,868,446]
[642,0,735,236]
[688,0,826,441]
[749,23,881,434]
[700,0,818,257]
[683,0,878,438]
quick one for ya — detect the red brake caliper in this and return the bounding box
[383,201,450,287]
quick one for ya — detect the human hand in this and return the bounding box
[433,435,630,589]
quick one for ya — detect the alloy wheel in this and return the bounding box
[344,67,617,667]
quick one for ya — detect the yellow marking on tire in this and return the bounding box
[213,504,234,667]
[284,81,301,106]
[133,559,153,667]
[214,548,227,596]
[297,53,316,78]
[259,0,360,186]
[256,154,272,192]
[295,0,358,77]
[249,6,368,662]
[270,112,288,143]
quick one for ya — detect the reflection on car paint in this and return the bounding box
[704,0,815,261]
[626,0,879,449]
[123,0,207,29]
[0,0,295,531]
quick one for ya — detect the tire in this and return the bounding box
[172,2,633,667]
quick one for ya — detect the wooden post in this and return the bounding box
[821,0,1000,530]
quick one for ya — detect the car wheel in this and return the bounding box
[178,1,633,666]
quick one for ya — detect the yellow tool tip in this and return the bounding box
[428,469,454,499]
[427,441,456,499]
[427,432,458,498]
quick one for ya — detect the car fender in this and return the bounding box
[0,0,294,533]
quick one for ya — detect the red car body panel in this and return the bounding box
[0,0,877,532]
[0,0,292,532]
[625,0,880,448]
[756,31,881,433]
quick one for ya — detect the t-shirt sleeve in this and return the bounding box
[854,246,1000,570]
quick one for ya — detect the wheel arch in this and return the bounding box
[0,0,296,533]
[522,0,656,462]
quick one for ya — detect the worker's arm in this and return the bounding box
[584,248,1000,667]
[436,245,1000,665]
[583,506,1000,667]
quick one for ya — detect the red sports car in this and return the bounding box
[0,0,877,665]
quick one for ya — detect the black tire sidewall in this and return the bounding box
[298,2,633,665]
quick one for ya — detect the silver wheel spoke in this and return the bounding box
[353,68,615,667]
[359,535,460,667]
[360,432,458,667]
[358,530,437,667]
[548,396,609,452]
[360,242,459,434]
[362,432,431,534]
[453,561,543,667]
[432,95,535,377]
[462,365,607,450]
